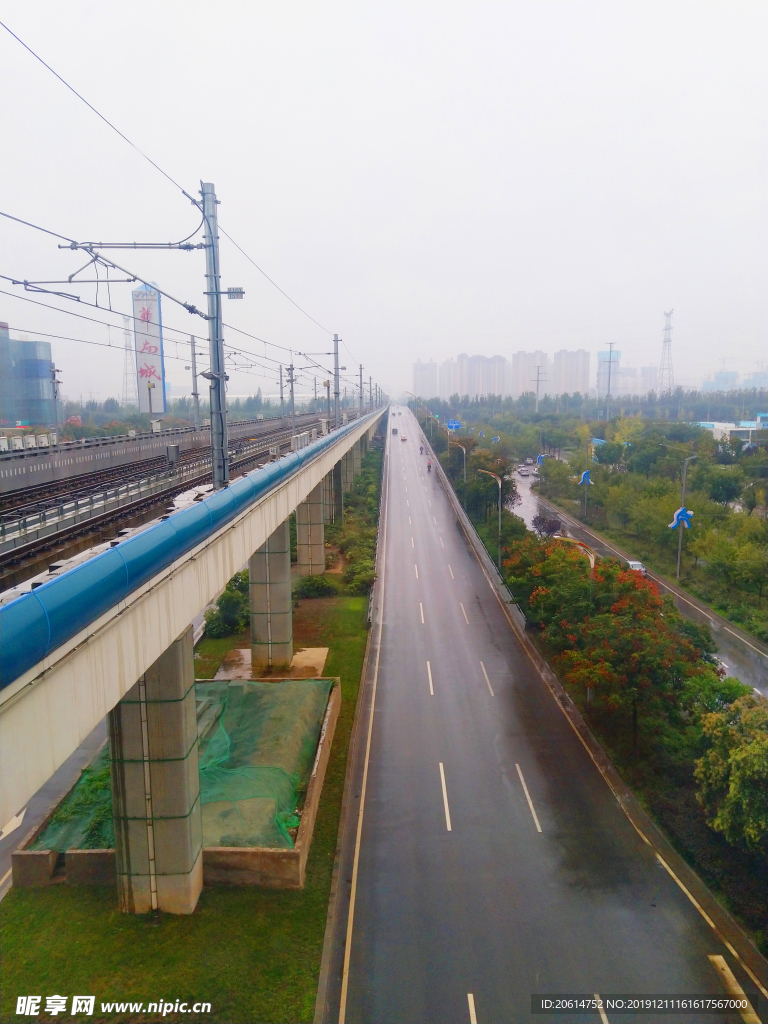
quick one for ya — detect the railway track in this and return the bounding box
[0,417,331,589]
[0,411,324,515]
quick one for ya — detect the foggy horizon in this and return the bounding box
[2,2,766,403]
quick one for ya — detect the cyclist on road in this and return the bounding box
[427,460,432,473]
[420,445,424,455]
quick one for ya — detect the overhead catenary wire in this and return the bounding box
[0,284,329,391]
[0,24,338,337]
[0,20,190,200]
[217,225,333,336]
[1,206,369,396]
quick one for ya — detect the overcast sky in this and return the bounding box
[1,2,766,402]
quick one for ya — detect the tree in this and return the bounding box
[593,441,625,466]
[532,514,561,537]
[695,694,768,853]
[709,474,742,505]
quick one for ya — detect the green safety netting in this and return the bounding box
[31,746,115,852]
[30,678,332,853]
[198,678,332,849]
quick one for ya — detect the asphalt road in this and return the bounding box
[327,408,762,1024]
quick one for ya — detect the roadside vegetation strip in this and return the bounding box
[418,418,768,984]
[0,447,385,1024]
[419,401,766,644]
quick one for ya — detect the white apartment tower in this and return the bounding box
[412,360,439,398]
[553,350,590,396]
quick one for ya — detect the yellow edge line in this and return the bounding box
[708,955,762,1023]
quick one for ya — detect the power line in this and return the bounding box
[0,25,338,338]
[218,224,333,335]
[0,20,190,199]
[2,208,347,383]
[0,209,75,244]
[3,324,196,363]
[0,284,317,385]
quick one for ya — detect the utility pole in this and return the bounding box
[324,380,331,422]
[359,364,363,416]
[676,454,697,580]
[288,363,296,435]
[279,365,284,418]
[369,376,372,413]
[333,334,340,428]
[532,366,546,414]
[605,341,616,422]
[658,309,675,395]
[314,376,317,411]
[189,336,201,429]
[201,181,229,489]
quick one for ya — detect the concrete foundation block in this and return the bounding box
[65,849,116,885]
[11,849,58,887]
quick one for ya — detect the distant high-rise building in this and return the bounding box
[702,371,739,393]
[412,359,439,397]
[439,358,458,400]
[552,350,590,396]
[0,323,58,427]
[640,366,657,395]
[509,351,548,399]
[741,369,768,390]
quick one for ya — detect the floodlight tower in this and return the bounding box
[657,309,675,394]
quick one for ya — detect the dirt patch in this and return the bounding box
[293,596,340,645]
[325,545,344,573]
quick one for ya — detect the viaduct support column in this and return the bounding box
[341,450,355,493]
[297,483,325,575]
[332,462,344,519]
[249,519,293,673]
[352,439,362,477]
[109,626,202,915]
[322,471,335,523]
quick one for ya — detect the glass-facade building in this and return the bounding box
[0,322,58,427]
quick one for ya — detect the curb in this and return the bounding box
[420,426,768,1000]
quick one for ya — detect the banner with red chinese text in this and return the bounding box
[132,285,166,415]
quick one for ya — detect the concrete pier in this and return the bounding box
[249,519,293,672]
[341,450,355,493]
[323,471,335,524]
[297,482,325,576]
[109,626,202,915]
[332,462,344,519]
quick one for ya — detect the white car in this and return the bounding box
[627,560,647,577]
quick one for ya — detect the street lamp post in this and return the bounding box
[450,440,467,484]
[676,454,698,580]
[479,469,503,569]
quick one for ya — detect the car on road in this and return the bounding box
[401,435,408,442]
[518,467,530,476]
[392,428,398,435]
[525,457,534,465]
[627,560,647,576]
